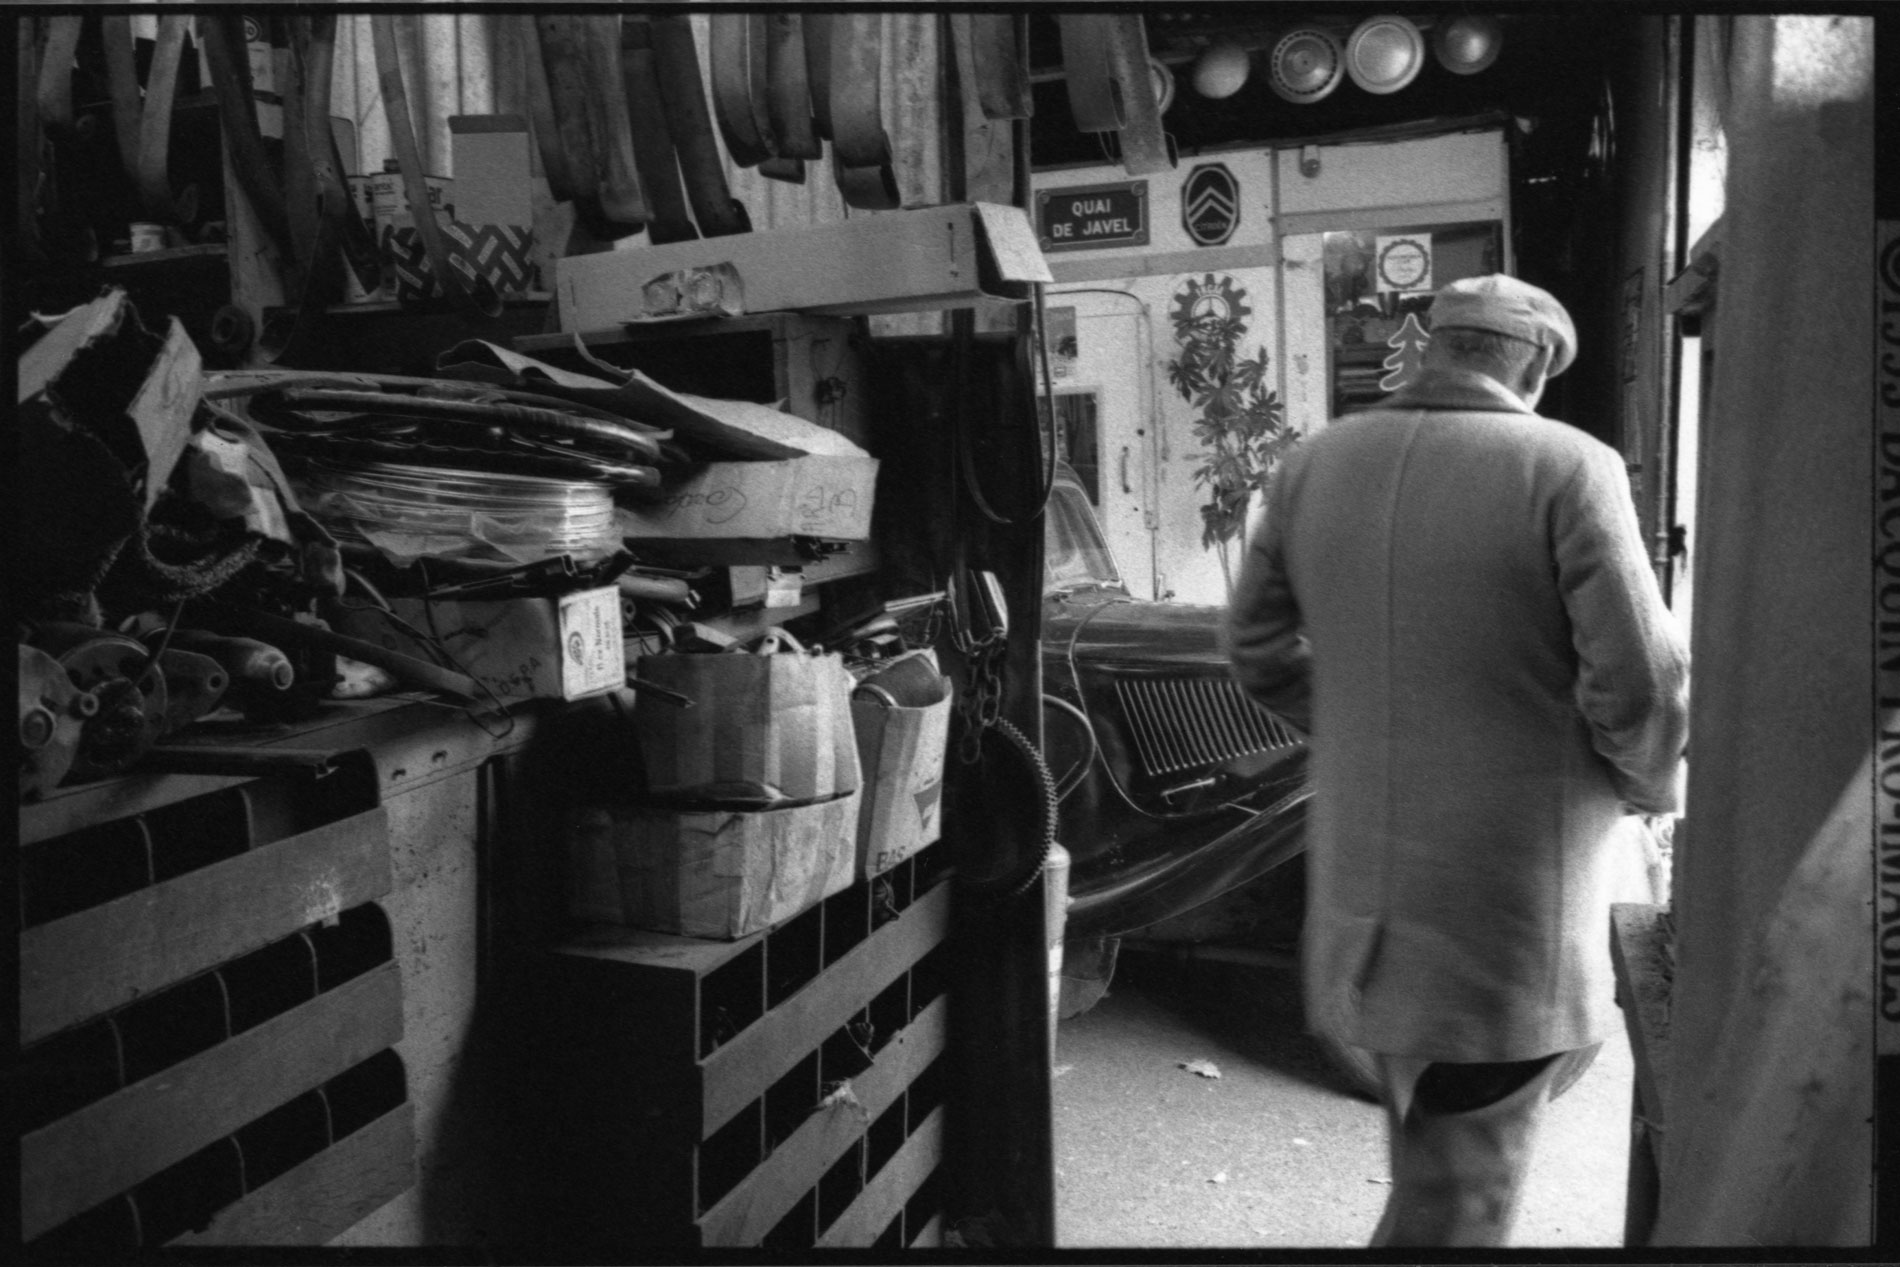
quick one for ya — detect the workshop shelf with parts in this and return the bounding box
[15,6,1881,1255]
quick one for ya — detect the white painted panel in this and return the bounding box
[1275,130,1506,216]
[1280,233,1331,439]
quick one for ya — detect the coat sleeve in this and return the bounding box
[1226,456,1313,733]
[1553,444,1690,813]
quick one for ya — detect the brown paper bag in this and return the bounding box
[632,629,861,803]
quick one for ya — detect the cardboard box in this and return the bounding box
[449,115,533,225]
[447,114,539,296]
[556,201,1054,331]
[850,653,952,879]
[336,586,624,702]
[615,454,878,544]
[568,795,860,939]
[18,288,201,512]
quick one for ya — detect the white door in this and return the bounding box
[1044,297,1157,598]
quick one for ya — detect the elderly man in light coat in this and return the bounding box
[1227,275,1689,1246]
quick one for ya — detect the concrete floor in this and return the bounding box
[1051,952,1634,1250]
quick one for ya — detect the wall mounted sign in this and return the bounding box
[1036,181,1149,252]
[1374,233,1434,293]
[1181,163,1239,247]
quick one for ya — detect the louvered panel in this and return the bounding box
[1114,678,1297,779]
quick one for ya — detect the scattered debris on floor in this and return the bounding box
[1209,1172,1229,1185]
[1053,1064,1074,1078]
[1179,1059,1222,1079]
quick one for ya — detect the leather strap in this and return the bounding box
[709,11,767,167]
[536,14,635,237]
[759,156,806,185]
[134,16,190,222]
[35,14,83,139]
[371,14,499,315]
[256,14,350,364]
[579,14,649,228]
[18,18,47,264]
[828,13,890,168]
[200,12,292,257]
[832,151,899,211]
[803,12,835,141]
[517,14,583,204]
[281,16,321,278]
[742,14,781,159]
[765,13,819,160]
[1057,15,1123,133]
[829,13,900,210]
[1105,15,1173,176]
[953,13,1033,121]
[649,16,750,237]
[101,16,143,186]
[619,19,697,244]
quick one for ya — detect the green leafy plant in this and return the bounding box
[1165,280,1298,589]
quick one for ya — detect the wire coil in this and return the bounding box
[294,460,620,564]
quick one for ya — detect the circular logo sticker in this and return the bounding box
[1377,238,1432,291]
[1181,164,1240,248]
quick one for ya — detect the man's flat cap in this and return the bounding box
[1429,274,1577,377]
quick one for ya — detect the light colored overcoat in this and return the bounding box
[1227,367,1689,1063]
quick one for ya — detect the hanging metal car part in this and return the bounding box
[619,18,698,245]
[829,12,902,210]
[708,11,769,168]
[951,13,1034,121]
[648,15,750,237]
[373,13,500,316]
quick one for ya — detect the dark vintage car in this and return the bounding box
[1039,462,1309,953]
[1037,463,1384,1094]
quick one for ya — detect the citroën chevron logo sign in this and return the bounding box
[1181,163,1239,247]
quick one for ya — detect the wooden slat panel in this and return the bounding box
[21,807,392,1043]
[815,1106,943,1248]
[700,880,950,1138]
[698,994,949,1246]
[22,963,403,1241]
[910,1212,942,1248]
[170,1102,416,1246]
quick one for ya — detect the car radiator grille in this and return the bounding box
[1115,677,1300,779]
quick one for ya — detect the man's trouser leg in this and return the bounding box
[1367,1045,1598,1247]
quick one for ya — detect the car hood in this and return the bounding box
[1043,591,1230,669]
